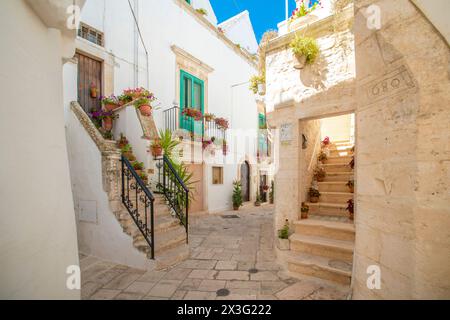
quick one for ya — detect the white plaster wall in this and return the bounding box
[77,0,259,213]
[320,114,352,142]
[219,11,259,54]
[191,0,218,25]
[0,0,80,299]
[66,111,154,270]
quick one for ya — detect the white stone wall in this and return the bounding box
[0,0,80,299]
[353,0,450,299]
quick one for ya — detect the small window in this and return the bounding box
[78,23,104,47]
[212,167,223,185]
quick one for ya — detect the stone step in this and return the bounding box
[318,181,351,193]
[322,163,353,173]
[287,253,352,285]
[305,202,349,218]
[124,215,181,238]
[330,149,353,157]
[290,234,354,262]
[294,219,355,241]
[323,155,352,165]
[328,144,353,151]
[134,225,187,255]
[323,172,353,182]
[155,243,190,270]
[319,192,353,204]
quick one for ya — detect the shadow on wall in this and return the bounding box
[300,55,329,90]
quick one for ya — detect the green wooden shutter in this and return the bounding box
[180,70,204,136]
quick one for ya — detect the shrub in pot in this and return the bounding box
[309,188,321,203]
[132,161,144,175]
[254,193,262,207]
[347,199,354,221]
[117,134,129,149]
[232,180,243,210]
[134,97,152,117]
[314,167,326,182]
[301,202,310,219]
[150,139,163,157]
[290,35,320,69]
[101,95,119,111]
[347,180,354,193]
[318,151,328,164]
[277,220,290,251]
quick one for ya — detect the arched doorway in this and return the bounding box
[240,161,250,202]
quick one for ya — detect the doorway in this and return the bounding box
[75,52,102,114]
[240,161,250,202]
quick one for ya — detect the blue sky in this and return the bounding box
[210,0,296,43]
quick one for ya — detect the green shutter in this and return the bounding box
[180,70,204,136]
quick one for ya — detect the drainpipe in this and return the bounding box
[128,0,150,88]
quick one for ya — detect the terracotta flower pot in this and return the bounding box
[301,211,309,219]
[102,118,113,131]
[317,176,325,182]
[123,151,133,159]
[233,206,239,211]
[151,145,162,157]
[104,104,118,112]
[349,211,354,221]
[310,196,319,203]
[294,54,307,69]
[349,186,354,193]
[255,202,261,207]
[90,88,98,98]
[139,105,152,117]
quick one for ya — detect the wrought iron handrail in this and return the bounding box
[121,155,155,259]
[155,155,189,242]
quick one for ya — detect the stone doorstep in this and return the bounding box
[318,181,351,193]
[306,202,348,217]
[287,253,352,285]
[294,219,355,242]
[319,191,354,204]
[289,234,354,263]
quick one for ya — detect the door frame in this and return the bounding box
[239,160,251,202]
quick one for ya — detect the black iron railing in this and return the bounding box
[155,155,189,242]
[121,155,155,259]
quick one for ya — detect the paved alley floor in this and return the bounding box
[80,204,349,300]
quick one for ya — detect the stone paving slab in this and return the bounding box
[81,205,349,300]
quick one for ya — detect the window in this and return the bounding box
[180,70,204,135]
[78,23,104,47]
[258,113,269,157]
[185,0,191,4]
[212,167,223,185]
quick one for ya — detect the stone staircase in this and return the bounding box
[113,194,189,270]
[70,101,189,271]
[288,140,355,285]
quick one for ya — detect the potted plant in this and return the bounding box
[195,8,208,15]
[277,220,290,250]
[182,108,203,121]
[121,144,133,159]
[134,97,152,117]
[349,156,355,169]
[347,199,354,221]
[262,185,270,192]
[118,93,133,106]
[290,35,320,69]
[249,73,265,95]
[269,181,274,204]
[290,0,320,22]
[203,113,216,122]
[309,188,321,203]
[301,202,310,219]
[90,82,98,98]
[150,139,163,157]
[314,167,326,182]
[318,151,328,164]
[222,139,228,156]
[347,180,354,193]
[215,117,229,130]
[139,173,148,185]
[322,136,331,146]
[117,134,129,149]
[132,161,144,175]
[232,181,243,210]
[254,193,262,207]
[101,95,119,111]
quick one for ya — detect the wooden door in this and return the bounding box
[240,161,250,202]
[187,164,204,214]
[75,52,102,114]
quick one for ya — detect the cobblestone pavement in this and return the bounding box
[80,204,349,300]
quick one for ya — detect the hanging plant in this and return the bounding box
[90,82,98,98]
[290,35,320,68]
[182,108,203,121]
[249,74,265,94]
[215,117,229,130]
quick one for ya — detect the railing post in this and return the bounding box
[150,199,155,259]
[185,189,189,243]
[121,155,125,203]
